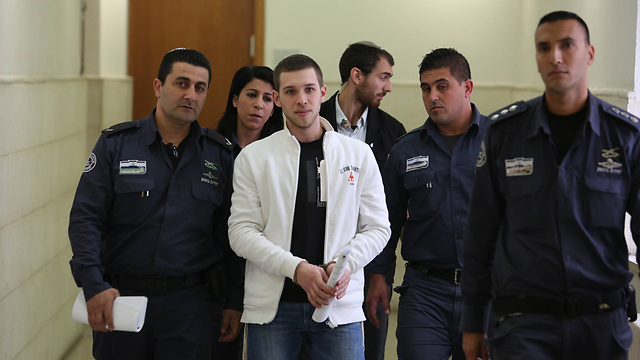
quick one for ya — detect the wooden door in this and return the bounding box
[129,0,264,128]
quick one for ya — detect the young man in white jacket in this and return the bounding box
[228,54,391,360]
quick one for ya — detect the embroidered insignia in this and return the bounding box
[477,141,487,167]
[505,157,533,177]
[119,160,147,175]
[204,160,217,170]
[203,171,218,180]
[406,156,429,172]
[84,153,97,173]
[597,148,623,174]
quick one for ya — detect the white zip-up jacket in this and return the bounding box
[229,117,391,325]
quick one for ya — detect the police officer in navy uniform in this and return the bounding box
[68,48,243,360]
[319,41,406,360]
[461,11,639,360]
[367,48,487,360]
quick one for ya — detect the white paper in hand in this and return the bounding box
[72,290,148,332]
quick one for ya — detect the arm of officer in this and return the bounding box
[366,146,408,327]
[628,133,640,247]
[69,135,119,331]
[460,134,504,343]
[215,152,245,314]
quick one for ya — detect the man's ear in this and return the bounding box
[351,67,363,85]
[464,79,474,98]
[320,85,327,102]
[273,89,281,107]
[153,78,163,99]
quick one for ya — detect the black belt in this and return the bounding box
[113,272,206,293]
[408,262,462,285]
[493,289,627,319]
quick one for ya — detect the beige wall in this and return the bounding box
[266,0,636,130]
[0,0,131,359]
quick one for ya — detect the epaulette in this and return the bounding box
[203,128,233,151]
[394,127,420,143]
[101,121,139,136]
[488,101,527,124]
[602,104,640,127]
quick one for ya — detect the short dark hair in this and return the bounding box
[538,11,590,45]
[157,48,212,85]
[339,42,395,85]
[274,54,323,91]
[217,66,283,140]
[419,48,471,84]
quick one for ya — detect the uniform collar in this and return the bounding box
[527,91,599,139]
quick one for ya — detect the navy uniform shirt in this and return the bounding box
[460,93,640,333]
[68,110,243,310]
[368,104,488,275]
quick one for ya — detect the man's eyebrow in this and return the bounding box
[175,76,191,82]
[382,72,393,77]
[421,78,449,87]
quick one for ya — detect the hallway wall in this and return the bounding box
[0,1,131,359]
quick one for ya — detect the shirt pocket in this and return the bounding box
[502,178,542,232]
[112,177,155,224]
[584,176,626,229]
[192,179,224,206]
[403,169,438,219]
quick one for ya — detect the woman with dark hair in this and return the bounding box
[212,66,282,360]
[217,66,283,157]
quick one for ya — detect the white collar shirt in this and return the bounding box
[335,93,368,142]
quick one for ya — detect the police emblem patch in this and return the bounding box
[597,148,623,174]
[204,160,217,170]
[477,141,487,167]
[505,157,533,176]
[84,153,97,173]
[406,156,429,172]
[119,160,147,175]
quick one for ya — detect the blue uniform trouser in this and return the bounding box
[92,284,212,360]
[489,308,632,360]
[246,302,364,360]
[395,266,464,360]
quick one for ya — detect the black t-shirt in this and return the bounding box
[280,135,327,302]
[546,102,588,164]
[442,133,464,153]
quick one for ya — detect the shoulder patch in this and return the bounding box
[603,104,640,126]
[203,128,233,151]
[395,127,420,144]
[102,121,139,136]
[488,101,527,124]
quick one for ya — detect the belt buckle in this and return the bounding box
[153,277,167,293]
[454,269,462,285]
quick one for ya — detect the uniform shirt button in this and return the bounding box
[168,201,174,206]
[163,227,168,232]
[564,255,571,261]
